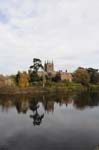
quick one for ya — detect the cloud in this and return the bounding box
[0,10,9,23]
[0,0,99,74]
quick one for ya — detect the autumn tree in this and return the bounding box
[73,67,90,86]
[16,71,29,87]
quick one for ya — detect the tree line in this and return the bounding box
[73,67,99,86]
[15,58,99,87]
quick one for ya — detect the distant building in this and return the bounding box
[44,61,54,73]
[44,60,72,82]
[59,71,72,82]
[37,60,73,82]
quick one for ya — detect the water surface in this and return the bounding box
[0,92,99,150]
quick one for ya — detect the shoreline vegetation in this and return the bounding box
[0,82,99,95]
[0,58,99,94]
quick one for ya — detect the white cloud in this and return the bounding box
[0,0,99,74]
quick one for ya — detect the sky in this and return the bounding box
[0,0,99,75]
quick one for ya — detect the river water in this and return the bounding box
[0,92,99,150]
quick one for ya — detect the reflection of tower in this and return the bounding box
[42,96,54,113]
[44,60,54,73]
[30,104,44,126]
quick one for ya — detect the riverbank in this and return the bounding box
[0,82,98,94]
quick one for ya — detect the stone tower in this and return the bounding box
[44,61,54,73]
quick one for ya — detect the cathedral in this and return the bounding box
[44,61,54,73]
[39,60,73,82]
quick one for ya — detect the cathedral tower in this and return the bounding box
[44,60,54,73]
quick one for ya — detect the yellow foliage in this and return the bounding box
[18,71,30,87]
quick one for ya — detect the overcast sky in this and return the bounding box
[0,0,99,74]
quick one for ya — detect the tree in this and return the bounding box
[29,58,43,83]
[87,68,99,84]
[30,58,43,73]
[16,71,29,87]
[29,58,46,87]
[52,72,61,82]
[73,67,90,86]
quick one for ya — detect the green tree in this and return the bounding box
[52,72,61,82]
[29,58,46,87]
[73,67,90,86]
[87,68,99,84]
[30,58,43,73]
[29,58,43,83]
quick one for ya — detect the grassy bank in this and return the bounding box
[0,82,94,94]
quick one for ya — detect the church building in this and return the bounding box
[43,60,72,82]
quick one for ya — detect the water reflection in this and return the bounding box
[0,92,99,112]
[0,92,99,126]
[1,92,99,150]
[30,103,44,126]
[73,92,99,110]
[0,94,72,114]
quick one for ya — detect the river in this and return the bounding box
[0,92,99,150]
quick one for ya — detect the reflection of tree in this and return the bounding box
[42,94,73,112]
[0,92,99,114]
[42,95,54,113]
[0,93,73,113]
[73,92,99,110]
[29,99,44,126]
[15,96,29,114]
